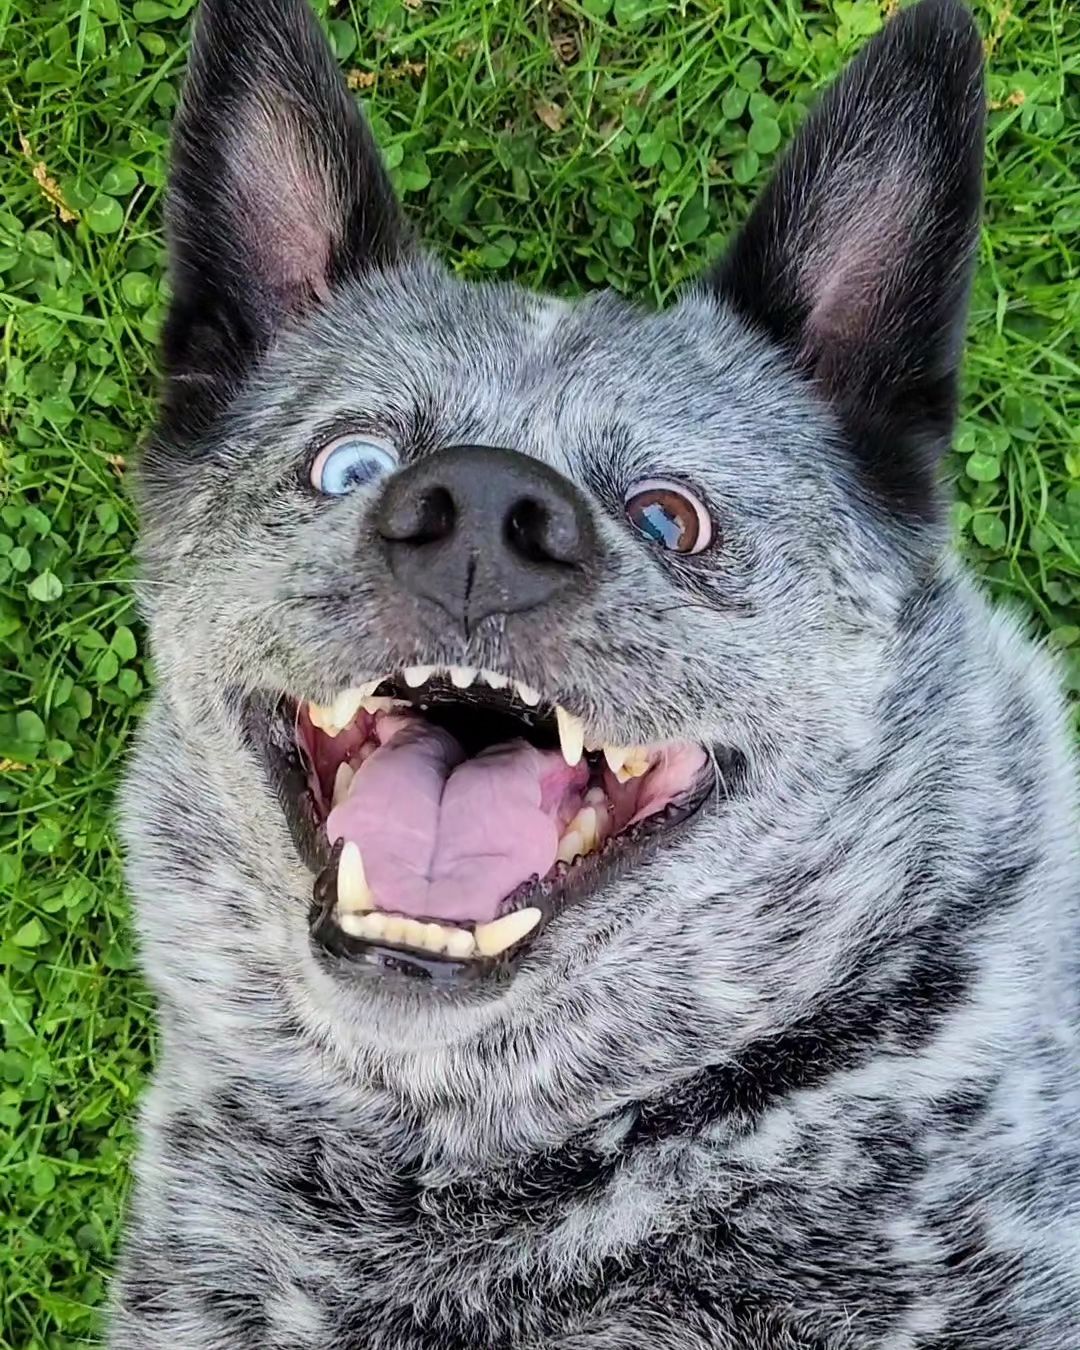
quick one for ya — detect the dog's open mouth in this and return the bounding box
[254,667,720,980]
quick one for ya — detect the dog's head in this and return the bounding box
[127,0,984,1076]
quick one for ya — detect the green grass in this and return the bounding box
[1,0,1077,1343]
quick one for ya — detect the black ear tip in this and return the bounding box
[885,0,984,71]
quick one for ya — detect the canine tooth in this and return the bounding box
[449,666,477,689]
[337,841,373,913]
[516,682,541,706]
[474,907,542,957]
[444,928,476,959]
[403,665,436,688]
[401,918,427,949]
[421,922,446,951]
[482,670,509,690]
[332,762,356,808]
[382,916,405,946]
[604,746,629,775]
[556,706,585,767]
[557,830,584,865]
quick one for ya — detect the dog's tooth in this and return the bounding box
[444,928,476,960]
[516,682,541,706]
[571,806,599,854]
[615,748,651,783]
[482,670,509,690]
[337,911,370,937]
[401,918,427,949]
[360,911,387,940]
[337,841,373,913]
[403,665,436,688]
[332,762,356,809]
[557,830,584,865]
[555,706,585,767]
[421,922,447,951]
[474,907,542,957]
[382,915,405,946]
[308,702,332,733]
[361,695,401,715]
[449,666,477,689]
[326,688,366,736]
[603,746,628,775]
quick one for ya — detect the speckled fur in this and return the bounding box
[110,0,1080,1346]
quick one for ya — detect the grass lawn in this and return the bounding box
[1,0,1077,1344]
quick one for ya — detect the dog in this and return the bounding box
[109,0,1080,1345]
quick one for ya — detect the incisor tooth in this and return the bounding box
[332,761,356,809]
[557,831,584,865]
[474,907,543,957]
[401,918,427,949]
[449,666,477,689]
[422,922,446,951]
[337,841,373,913]
[556,706,585,767]
[516,682,541,706]
[360,911,387,940]
[403,665,436,688]
[382,916,405,946]
[482,670,509,689]
[338,911,369,937]
[444,928,476,959]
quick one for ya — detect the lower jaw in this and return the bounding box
[306,779,718,983]
[246,689,742,984]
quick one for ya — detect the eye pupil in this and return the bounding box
[624,481,711,555]
[311,438,398,496]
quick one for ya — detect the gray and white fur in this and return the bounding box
[110,0,1080,1345]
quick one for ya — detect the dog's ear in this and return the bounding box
[710,0,985,521]
[161,0,410,438]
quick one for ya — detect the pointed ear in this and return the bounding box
[710,0,985,520]
[161,0,411,438]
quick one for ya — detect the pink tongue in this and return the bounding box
[326,720,587,923]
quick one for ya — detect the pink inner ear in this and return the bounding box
[799,163,923,362]
[228,97,339,315]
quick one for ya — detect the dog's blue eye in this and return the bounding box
[624,478,713,555]
[310,437,398,496]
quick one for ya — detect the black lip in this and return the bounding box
[245,687,744,984]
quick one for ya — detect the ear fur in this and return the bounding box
[161,0,411,439]
[711,0,986,520]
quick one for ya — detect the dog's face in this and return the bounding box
[128,0,983,1064]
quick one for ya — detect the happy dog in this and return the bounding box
[110,0,1080,1345]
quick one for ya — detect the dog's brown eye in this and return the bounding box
[623,479,712,554]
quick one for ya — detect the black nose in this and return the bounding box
[376,445,596,631]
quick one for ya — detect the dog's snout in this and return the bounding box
[376,445,596,630]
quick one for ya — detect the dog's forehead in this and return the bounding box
[247,265,811,486]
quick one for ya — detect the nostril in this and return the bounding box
[381,485,456,545]
[505,496,580,567]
